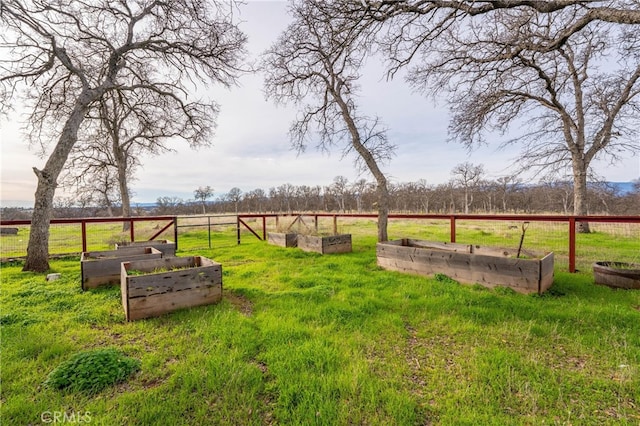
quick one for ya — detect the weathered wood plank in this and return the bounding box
[539,252,555,293]
[298,234,352,254]
[121,255,222,321]
[377,239,554,294]
[127,285,222,321]
[126,267,222,298]
[406,239,472,253]
[0,227,19,235]
[267,232,298,248]
[81,247,163,290]
[116,240,176,257]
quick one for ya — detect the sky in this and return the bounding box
[1,1,639,208]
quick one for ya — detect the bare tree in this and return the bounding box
[496,175,522,213]
[351,178,370,212]
[403,11,639,231]
[451,162,485,214]
[330,176,350,212]
[67,86,211,227]
[194,186,214,215]
[262,0,394,241]
[59,156,122,217]
[225,187,242,214]
[244,188,267,213]
[155,196,184,215]
[1,0,246,271]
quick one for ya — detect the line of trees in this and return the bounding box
[3,173,635,221]
[167,176,640,216]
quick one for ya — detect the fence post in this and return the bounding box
[262,216,266,240]
[208,216,212,249]
[333,215,337,234]
[237,216,241,245]
[81,221,87,253]
[174,217,178,251]
[450,216,456,243]
[130,219,135,242]
[569,217,576,273]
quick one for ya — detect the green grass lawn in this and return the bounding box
[1,234,639,425]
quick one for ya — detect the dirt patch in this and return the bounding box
[225,292,253,317]
[404,323,428,394]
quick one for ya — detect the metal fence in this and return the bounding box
[175,214,239,251]
[237,213,640,273]
[0,216,177,259]
[2,213,638,273]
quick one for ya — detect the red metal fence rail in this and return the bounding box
[0,216,177,259]
[237,213,640,273]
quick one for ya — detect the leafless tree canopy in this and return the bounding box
[352,0,640,64]
[194,185,214,214]
[262,0,395,241]
[0,0,247,271]
[1,0,244,142]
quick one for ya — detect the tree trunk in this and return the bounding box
[24,93,94,272]
[464,188,469,214]
[23,169,57,272]
[115,146,132,231]
[120,179,132,231]
[573,160,591,233]
[376,182,389,242]
[333,94,389,242]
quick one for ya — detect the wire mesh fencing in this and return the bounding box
[0,217,176,259]
[176,215,239,252]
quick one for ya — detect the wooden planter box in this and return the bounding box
[81,247,163,290]
[593,261,640,289]
[121,256,222,321]
[116,240,176,257]
[297,234,352,254]
[267,232,298,248]
[377,239,554,294]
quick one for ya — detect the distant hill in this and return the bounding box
[608,181,635,195]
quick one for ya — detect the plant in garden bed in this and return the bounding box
[126,266,192,276]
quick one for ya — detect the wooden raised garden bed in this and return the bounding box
[0,227,19,235]
[297,234,352,254]
[81,247,163,290]
[120,256,222,321]
[593,261,640,290]
[267,232,298,248]
[377,239,554,294]
[116,239,176,257]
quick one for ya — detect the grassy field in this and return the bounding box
[2,231,640,425]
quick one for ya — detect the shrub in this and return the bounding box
[44,348,140,394]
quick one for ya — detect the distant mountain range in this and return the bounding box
[609,181,635,194]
